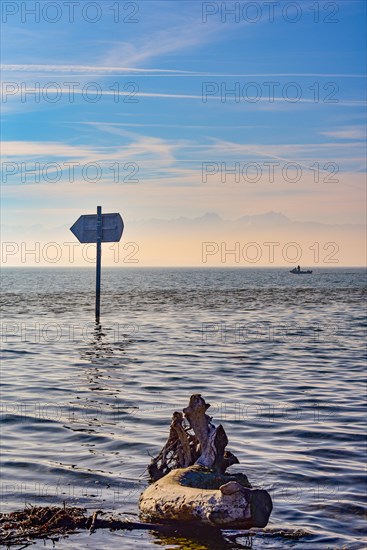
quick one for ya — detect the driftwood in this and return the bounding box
[0,504,177,547]
[148,394,239,481]
[141,395,273,528]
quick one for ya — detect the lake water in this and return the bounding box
[1,268,366,549]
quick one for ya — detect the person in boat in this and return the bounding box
[297,265,300,272]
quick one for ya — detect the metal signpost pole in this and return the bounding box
[95,206,102,324]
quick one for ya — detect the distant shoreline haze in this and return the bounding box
[1,212,366,267]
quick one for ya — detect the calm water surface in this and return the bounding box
[1,268,366,549]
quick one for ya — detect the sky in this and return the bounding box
[1,0,366,266]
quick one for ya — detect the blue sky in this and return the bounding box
[1,0,366,265]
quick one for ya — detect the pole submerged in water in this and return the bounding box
[95,205,102,323]
[70,205,124,323]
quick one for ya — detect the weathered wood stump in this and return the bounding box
[140,394,273,528]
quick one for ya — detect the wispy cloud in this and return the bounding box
[3,65,365,78]
[205,138,366,177]
[208,137,365,156]
[2,85,365,107]
[320,126,366,140]
[2,141,93,158]
[1,135,180,181]
[1,64,194,75]
[101,18,218,67]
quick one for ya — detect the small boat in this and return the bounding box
[290,268,313,274]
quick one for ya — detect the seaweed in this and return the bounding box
[0,504,169,547]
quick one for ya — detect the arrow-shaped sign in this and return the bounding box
[70,207,124,323]
[70,213,124,243]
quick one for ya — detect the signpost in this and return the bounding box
[70,206,124,323]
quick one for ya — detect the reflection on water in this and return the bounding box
[80,322,108,361]
[151,526,253,549]
[142,525,315,549]
[1,268,366,549]
[79,321,133,364]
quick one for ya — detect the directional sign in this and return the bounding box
[70,207,124,323]
[70,213,124,243]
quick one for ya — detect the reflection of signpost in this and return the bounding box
[70,206,124,323]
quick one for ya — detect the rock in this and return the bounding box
[139,465,272,528]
